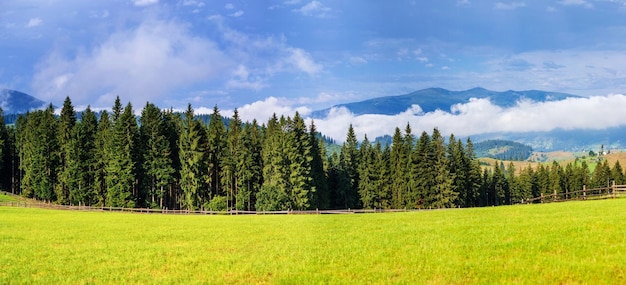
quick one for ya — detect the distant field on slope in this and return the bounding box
[2,200,626,284]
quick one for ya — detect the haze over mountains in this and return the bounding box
[311,87,580,117]
[0,89,49,114]
[4,87,626,152]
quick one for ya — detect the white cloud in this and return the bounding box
[224,3,235,9]
[293,1,331,17]
[494,2,526,10]
[287,48,323,75]
[226,65,266,90]
[181,0,205,7]
[133,0,159,7]
[232,96,311,123]
[308,94,626,143]
[32,20,231,108]
[558,0,593,8]
[457,0,471,6]
[229,10,244,17]
[26,17,42,28]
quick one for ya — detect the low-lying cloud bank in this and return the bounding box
[228,94,626,143]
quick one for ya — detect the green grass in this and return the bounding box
[0,193,19,203]
[1,199,626,284]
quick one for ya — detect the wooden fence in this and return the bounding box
[521,181,626,204]
[0,192,416,215]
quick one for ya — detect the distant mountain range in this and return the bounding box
[2,87,623,152]
[0,89,49,114]
[311,87,581,117]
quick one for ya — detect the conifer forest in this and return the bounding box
[0,96,622,211]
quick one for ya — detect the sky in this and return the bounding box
[3,0,626,141]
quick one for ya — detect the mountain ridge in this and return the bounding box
[0,89,50,114]
[311,87,581,117]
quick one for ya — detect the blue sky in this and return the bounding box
[3,0,626,140]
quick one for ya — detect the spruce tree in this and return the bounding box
[207,105,227,205]
[106,102,139,207]
[94,111,112,206]
[390,127,408,208]
[339,124,360,208]
[286,112,314,210]
[428,128,457,208]
[56,97,76,204]
[140,103,175,208]
[309,120,329,209]
[178,104,208,211]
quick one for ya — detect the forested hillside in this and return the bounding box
[474,139,533,161]
[0,96,623,210]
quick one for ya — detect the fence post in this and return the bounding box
[612,180,616,199]
[541,193,544,203]
[583,185,586,200]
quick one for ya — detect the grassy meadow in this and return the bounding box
[2,199,626,284]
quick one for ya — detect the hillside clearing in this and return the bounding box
[2,199,626,284]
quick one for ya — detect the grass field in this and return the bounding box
[2,199,626,284]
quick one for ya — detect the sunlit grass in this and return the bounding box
[1,199,626,284]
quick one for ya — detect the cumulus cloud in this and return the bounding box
[227,96,312,123]
[293,1,331,17]
[227,94,626,144]
[287,48,323,75]
[133,0,159,7]
[26,18,42,27]
[558,0,593,8]
[229,10,244,17]
[494,2,526,10]
[32,20,230,107]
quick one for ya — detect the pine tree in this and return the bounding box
[93,111,112,206]
[178,104,208,211]
[237,119,263,210]
[106,102,139,207]
[224,109,244,210]
[340,124,360,208]
[375,142,392,208]
[358,135,377,208]
[413,131,433,208]
[611,161,625,185]
[428,128,458,208]
[20,106,58,202]
[55,97,76,204]
[207,105,227,206]
[257,114,289,211]
[0,108,10,191]
[140,103,175,209]
[309,120,329,209]
[285,113,314,210]
[390,127,408,208]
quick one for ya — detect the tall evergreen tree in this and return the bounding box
[94,111,112,206]
[178,104,208,211]
[207,105,227,205]
[427,129,458,208]
[140,103,175,209]
[106,102,139,207]
[390,127,409,208]
[55,97,77,204]
[339,124,360,208]
[309,120,329,209]
[285,112,315,210]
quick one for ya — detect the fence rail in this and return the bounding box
[0,192,419,215]
[521,181,626,204]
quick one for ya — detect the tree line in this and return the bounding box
[0,96,622,210]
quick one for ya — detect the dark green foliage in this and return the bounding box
[10,96,625,211]
[106,101,140,208]
[178,104,208,211]
[474,139,533,161]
